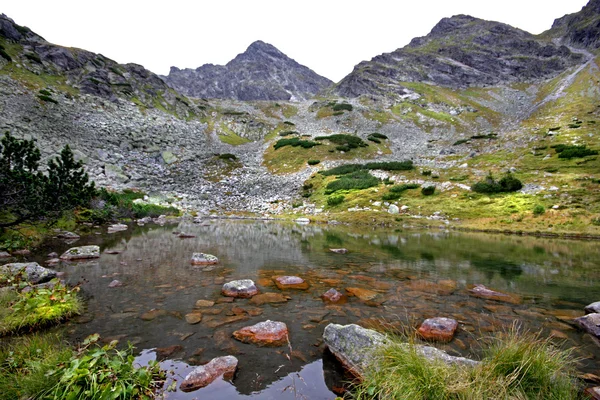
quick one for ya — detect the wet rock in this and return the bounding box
[195,299,215,308]
[345,287,379,301]
[140,309,168,321]
[185,313,203,325]
[417,317,458,343]
[233,320,289,347]
[56,231,80,239]
[178,232,196,238]
[321,288,348,304]
[191,253,219,265]
[108,279,123,288]
[180,355,238,392]
[107,223,128,233]
[47,252,58,258]
[60,245,100,260]
[12,249,30,256]
[273,275,309,290]
[323,323,478,379]
[574,313,600,339]
[295,217,310,224]
[468,284,521,304]
[585,301,600,314]
[213,330,239,353]
[330,248,348,254]
[222,279,258,298]
[45,258,60,267]
[0,262,57,284]
[408,279,457,295]
[156,345,183,359]
[203,315,248,328]
[0,251,11,258]
[104,249,123,254]
[249,292,289,305]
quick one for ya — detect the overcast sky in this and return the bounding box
[1,0,590,82]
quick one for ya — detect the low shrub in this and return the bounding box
[314,134,368,150]
[283,121,295,126]
[336,145,351,152]
[307,159,320,165]
[332,103,353,112]
[389,183,420,193]
[274,137,319,150]
[453,139,469,146]
[369,132,388,139]
[421,186,435,196]
[320,161,414,177]
[332,111,344,116]
[327,195,345,206]
[533,204,545,215]
[554,145,598,159]
[421,170,432,176]
[218,153,238,161]
[471,133,497,139]
[382,192,401,201]
[37,94,58,104]
[0,46,11,62]
[279,130,298,137]
[39,89,52,96]
[472,173,523,194]
[325,170,380,193]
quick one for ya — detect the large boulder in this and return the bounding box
[468,284,521,304]
[585,302,600,314]
[323,323,477,379]
[574,313,600,339]
[233,320,289,347]
[0,262,57,284]
[222,279,258,298]
[273,275,309,290]
[60,245,100,260]
[179,355,238,392]
[417,317,458,343]
[191,253,219,265]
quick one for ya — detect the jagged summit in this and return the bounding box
[549,0,600,49]
[162,41,332,101]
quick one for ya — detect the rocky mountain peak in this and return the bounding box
[550,0,600,49]
[428,14,479,37]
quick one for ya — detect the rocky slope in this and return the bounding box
[162,41,332,101]
[549,0,600,49]
[333,15,584,98]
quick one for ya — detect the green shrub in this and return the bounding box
[471,133,497,139]
[37,94,58,104]
[453,139,469,146]
[332,111,344,116]
[556,145,598,159]
[320,161,414,177]
[382,192,401,201]
[307,159,320,165]
[314,134,368,150]
[325,170,380,193]
[498,173,523,192]
[283,121,295,126]
[332,103,353,112]
[131,203,179,218]
[472,172,523,194]
[533,205,545,215]
[0,47,11,62]
[367,136,381,143]
[389,183,420,193]
[39,89,52,96]
[327,195,345,206]
[421,186,435,196]
[274,137,319,150]
[367,133,388,144]
[217,153,238,161]
[422,170,432,176]
[279,130,298,137]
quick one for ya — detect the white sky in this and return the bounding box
[1,0,590,82]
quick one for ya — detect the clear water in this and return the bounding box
[32,220,600,398]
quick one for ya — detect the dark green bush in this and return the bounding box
[307,159,320,165]
[453,139,469,146]
[283,121,295,126]
[471,133,497,139]
[421,186,436,195]
[37,95,58,104]
[498,173,523,192]
[369,133,388,139]
[382,192,401,201]
[389,183,420,193]
[279,130,298,137]
[39,89,52,96]
[320,161,414,177]
[367,136,381,144]
[0,47,11,62]
[336,145,350,152]
[332,111,344,116]
[332,103,353,112]
[422,170,432,176]
[274,137,319,150]
[314,134,367,149]
[472,172,523,194]
[24,52,41,63]
[218,153,238,161]
[325,170,380,193]
[555,145,598,159]
[327,195,345,206]
[533,205,545,216]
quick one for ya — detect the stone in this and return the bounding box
[345,287,379,301]
[56,231,80,239]
[388,204,399,214]
[107,223,128,233]
[156,345,183,359]
[108,279,123,288]
[0,251,10,258]
[321,288,348,304]
[12,249,30,256]
[191,253,219,265]
[468,284,521,304]
[585,301,600,314]
[185,313,203,325]
[203,315,248,328]
[233,320,289,347]
[180,355,238,392]
[585,386,600,400]
[140,309,168,321]
[249,292,289,306]
[417,317,458,342]
[574,313,600,339]
[178,232,196,238]
[323,323,478,379]
[47,252,58,258]
[295,217,310,224]
[222,279,258,298]
[330,248,348,254]
[273,275,309,290]
[60,245,100,260]
[408,279,457,295]
[195,299,215,308]
[0,262,57,284]
[161,151,178,165]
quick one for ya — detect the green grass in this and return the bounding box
[353,328,581,400]
[217,123,251,146]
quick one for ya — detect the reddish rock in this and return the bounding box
[468,284,522,304]
[585,386,600,400]
[273,275,309,290]
[203,315,248,328]
[345,287,379,301]
[222,279,258,298]
[12,249,31,256]
[408,279,457,295]
[249,292,289,306]
[156,345,183,358]
[233,320,289,347]
[185,313,203,325]
[195,300,215,308]
[191,253,219,265]
[140,309,168,321]
[321,288,348,304]
[417,317,458,343]
[180,355,238,392]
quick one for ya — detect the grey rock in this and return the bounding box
[191,253,219,265]
[585,301,600,314]
[0,251,11,258]
[222,279,258,298]
[0,262,57,284]
[574,313,600,338]
[388,204,400,214]
[180,355,238,391]
[56,231,80,239]
[108,279,123,288]
[60,245,100,260]
[107,223,128,233]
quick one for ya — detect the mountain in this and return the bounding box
[549,0,600,49]
[333,15,584,98]
[162,41,332,101]
[0,14,199,117]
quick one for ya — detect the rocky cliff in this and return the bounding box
[162,41,332,101]
[549,0,600,49]
[333,15,584,98]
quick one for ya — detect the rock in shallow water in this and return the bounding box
[321,288,347,304]
[585,302,600,314]
[249,292,289,305]
[0,262,57,284]
[191,252,219,265]
[468,284,521,304]
[273,275,309,290]
[222,279,258,298]
[60,245,100,260]
[180,355,238,392]
[574,313,600,340]
[417,317,458,343]
[233,320,289,347]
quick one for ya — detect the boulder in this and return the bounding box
[233,320,289,347]
[323,323,478,379]
[180,355,238,392]
[0,262,57,284]
[60,245,100,260]
[0,251,11,258]
[56,231,80,239]
[585,302,600,314]
[107,224,128,233]
[321,288,347,304]
[330,248,348,254]
[574,313,600,339]
[345,287,379,301]
[273,275,309,290]
[108,279,123,288]
[388,204,399,214]
[222,279,258,298]
[417,317,458,343]
[191,253,219,265]
[468,284,521,304]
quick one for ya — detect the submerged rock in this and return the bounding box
[417,317,458,343]
[191,253,219,265]
[180,355,238,392]
[0,262,57,284]
[585,302,600,314]
[107,223,128,233]
[468,284,521,304]
[185,312,203,325]
[222,279,258,298]
[233,320,289,347]
[60,245,100,260]
[273,275,309,290]
[195,299,215,308]
[574,313,600,340]
[56,231,80,239]
[321,288,347,304]
[345,287,379,301]
[330,248,348,254]
[323,323,477,379]
[0,251,11,258]
[249,292,289,305]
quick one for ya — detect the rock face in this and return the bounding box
[180,355,238,392]
[574,313,600,339]
[550,0,600,50]
[0,262,57,284]
[323,323,477,379]
[417,317,458,343]
[334,14,583,97]
[273,275,309,290]
[60,245,100,260]
[585,301,600,314]
[191,253,219,265]
[162,41,332,101]
[222,279,258,298]
[233,320,289,347]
